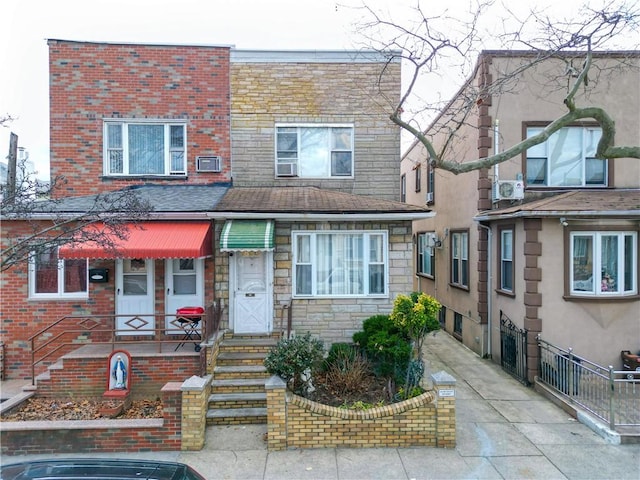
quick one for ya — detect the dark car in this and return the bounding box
[0,458,206,480]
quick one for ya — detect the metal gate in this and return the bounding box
[500,311,529,385]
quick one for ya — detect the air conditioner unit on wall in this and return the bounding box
[196,156,221,172]
[426,192,434,204]
[496,180,524,200]
[277,162,297,177]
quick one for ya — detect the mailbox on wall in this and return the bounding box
[89,268,109,283]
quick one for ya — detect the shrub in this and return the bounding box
[352,315,412,382]
[323,344,371,396]
[264,332,324,395]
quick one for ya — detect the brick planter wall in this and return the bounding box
[1,376,211,455]
[265,371,456,451]
[1,382,182,455]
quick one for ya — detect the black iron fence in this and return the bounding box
[499,311,529,386]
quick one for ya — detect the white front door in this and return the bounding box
[165,258,204,334]
[232,252,272,334]
[115,259,155,335]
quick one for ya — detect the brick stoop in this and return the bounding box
[207,334,278,425]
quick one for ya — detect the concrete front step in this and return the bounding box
[214,365,268,380]
[206,407,267,425]
[220,337,278,354]
[211,378,266,394]
[208,392,266,409]
[216,352,268,366]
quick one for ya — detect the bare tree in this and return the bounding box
[1,147,151,272]
[354,0,640,173]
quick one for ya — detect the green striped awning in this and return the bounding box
[220,220,275,252]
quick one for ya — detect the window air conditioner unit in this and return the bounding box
[196,156,221,172]
[277,162,297,177]
[497,180,524,200]
[426,192,434,204]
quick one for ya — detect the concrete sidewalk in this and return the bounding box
[3,332,639,479]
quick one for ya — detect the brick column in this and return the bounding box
[160,382,183,450]
[431,371,456,448]
[265,375,287,451]
[180,375,211,451]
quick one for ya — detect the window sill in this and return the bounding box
[496,289,515,298]
[563,293,639,302]
[449,283,469,292]
[29,295,89,301]
[417,273,435,280]
[292,294,388,300]
[101,175,187,181]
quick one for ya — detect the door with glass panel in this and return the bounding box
[115,259,155,335]
[165,258,204,334]
[232,252,272,334]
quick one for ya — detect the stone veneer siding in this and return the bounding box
[265,372,456,450]
[230,57,401,201]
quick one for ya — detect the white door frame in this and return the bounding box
[164,258,205,334]
[229,251,273,334]
[115,259,155,336]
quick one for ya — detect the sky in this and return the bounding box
[0,0,610,180]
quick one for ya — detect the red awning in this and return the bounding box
[59,221,213,259]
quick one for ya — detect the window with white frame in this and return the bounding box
[451,231,469,288]
[276,125,353,178]
[526,126,606,187]
[414,165,421,192]
[417,232,436,277]
[400,174,406,202]
[29,248,88,298]
[104,121,186,176]
[570,231,637,296]
[293,231,387,297]
[499,227,514,292]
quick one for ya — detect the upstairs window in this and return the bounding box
[400,174,406,202]
[570,231,637,297]
[104,121,186,176]
[415,165,421,192]
[276,125,353,178]
[526,126,606,187]
[29,248,88,298]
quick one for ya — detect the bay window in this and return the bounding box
[29,248,88,298]
[293,230,387,297]
[570,231,637,297]
[104,120,186,176]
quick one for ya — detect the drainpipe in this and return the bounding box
[478,222,492,358]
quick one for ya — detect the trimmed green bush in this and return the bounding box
[264,332,324,396]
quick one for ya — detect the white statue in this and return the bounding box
[112,355,127,390]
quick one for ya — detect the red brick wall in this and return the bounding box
[48,40,231,196]
[0,220,216,380]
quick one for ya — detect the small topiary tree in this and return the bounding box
[264,332,325,396]
[389,292,441,398]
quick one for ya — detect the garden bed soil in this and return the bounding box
[0,398,162,421]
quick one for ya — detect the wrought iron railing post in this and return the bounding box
[568,348,574,396]
[608,365,615,431]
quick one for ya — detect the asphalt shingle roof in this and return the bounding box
[477,189,640,219]
[213,186,431,214]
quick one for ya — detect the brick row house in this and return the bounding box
[402,50,639,380]
[0,40,432,381]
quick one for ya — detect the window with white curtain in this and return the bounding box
[526,126,606,187]
[570,231,637,296]
[104,120,186,176]
[292,230,387,297]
